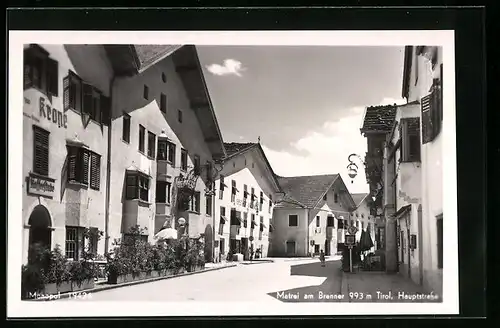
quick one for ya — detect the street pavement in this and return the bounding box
[57,258,343,302]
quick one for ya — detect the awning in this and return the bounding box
[220,216,227,223]
[395,204,412,219]
[261,223,267,228]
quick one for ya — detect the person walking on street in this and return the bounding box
[320,249,326,267]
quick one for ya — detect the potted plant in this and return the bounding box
[44,245,72,294]
[68,260,95,291]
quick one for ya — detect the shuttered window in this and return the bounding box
[67,146,91,185]
[400,118,421,162]
[64,71,82,112]
[24,45,58,96]
[90,152,101,190]
[421,67,443,145]
[33,126,50,176]
[139,125,145,153]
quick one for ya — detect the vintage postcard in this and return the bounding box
[8,30,458,317]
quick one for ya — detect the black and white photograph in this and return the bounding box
[8,30,458,317]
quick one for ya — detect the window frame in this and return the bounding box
[155,180,171,204]
[125,171,150,203]
[138,125,146,153]
[33,125,50,176]
[122,113,131,143]
[400,118,421,162]
[206,194,213,216]
[288,214,298,227]
[316,216,320,227]
[147,131,156,159]
[180,148,188,172]
[65,226,84,260]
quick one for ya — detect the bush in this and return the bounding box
[46,245,71,284]
[21,264,46,298]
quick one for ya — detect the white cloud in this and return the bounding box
[206,59,246,77]
[261,97,405,194]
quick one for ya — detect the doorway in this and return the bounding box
[325,239,331,256]
[286,241,295,256]
[28,205,52,262]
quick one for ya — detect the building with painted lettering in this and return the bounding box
[22,44,113,263]
[401,45,443,296]
[271,174,356,257]
[104,45,226,261]
[214,142,282,262]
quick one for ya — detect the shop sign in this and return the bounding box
[39,97,68,129]
[27,173,55,198]
[345,234,356,246]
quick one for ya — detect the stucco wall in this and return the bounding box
[407,46,444,296]
[308,204,337,255]
[351,199,376,252]
[108,52,213,246]
[22,44,112,263]
[271,208,308,257]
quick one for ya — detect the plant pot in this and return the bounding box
[44,281,72,295]
[71,279,94,292]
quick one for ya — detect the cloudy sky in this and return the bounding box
[197,46,406,194]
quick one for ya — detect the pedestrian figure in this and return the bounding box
[320,250,326,267]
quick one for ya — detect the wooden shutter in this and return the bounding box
[46,57,58,96]
[407,118,421,161]
[80,150,90,184]
[33,126,49,176]
[67,146,77,181]
[82,83,93,115]
[421,94,433,144]
[92,88,101,123]
[101,96,111,125]
[63,75,70,111]
[90,152,101,190]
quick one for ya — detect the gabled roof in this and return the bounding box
[351,193,369,207]
[222,142,282,193]
[360,104,398,134]
[103,44,226,160]
[276,174,339,209]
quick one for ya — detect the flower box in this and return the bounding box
[107,269,173,284]
[43,281,72,295]
[71,279,95,292]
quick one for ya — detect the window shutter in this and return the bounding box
[421,94,433,144]
[92,88,101,123]
[407,118,421,162]
[33,126,49,176]
[24,60,32,90]
[101,95,111,125]
[82,83,93,115]
[46,57,58,96]
[90,153,101,190]
[81,150,90,184]
[63,75,70,111]
[67,147,77,181]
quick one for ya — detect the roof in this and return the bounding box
[276,174,339,209]
[351,193,369,207]
[103,45,226,160]
[223,142,256,157]
[360,104,398,134]
[222,142,282,193]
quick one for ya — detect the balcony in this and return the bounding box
[156,159,171,181]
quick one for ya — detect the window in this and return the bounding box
[24,45,58,97]
[421,67,443,144]
[361,222,365,230]
[219,175,226,200]
[323,194,327,201]
[437,215,443,269]
[334,193,338,203]
[180,149,188,171]
[122,113,131,143]
[260,216,264,232]
[161,73,167,83]
[289,215,298,227]
[125,172,150,202]
[190,192,200,213]
[316,216,320,227]
[251,214,256,228]
[220,206,226,221]
[143,85,149,100]
[178,110,183,123]
[157,139,167,160]
[33,126,50,176]
[243,185,248,206]
[167,141,176,164]
[243,212,248,228]
[155,181,171,203]
[250,187,255,209]
[286,241,296,255]
[67,146,89,185]
[338,219,344,229]
[193,155,201,175]
[400,118,421,162]
[259,191,264,211]
[63,71,109,125]
[147,131,156,159]
[361,214,364,218]
[231,209,241,226]
[65,227,84,260]
[89,152,101,190]
[138,125,145,153]
[160,93,166,113]
[356,221,359,228]
[206,195,212,216]
[314,245,320,254]
[327,216,335,228]
[231,180,237,203]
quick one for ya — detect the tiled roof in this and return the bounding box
[360,104,398,133]
[223,142,257,157]
[351,193,369,207]
[133,45,183,72]
[276,174,339,209]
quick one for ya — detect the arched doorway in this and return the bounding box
[28,205,52,260]
[204,224,213,263]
